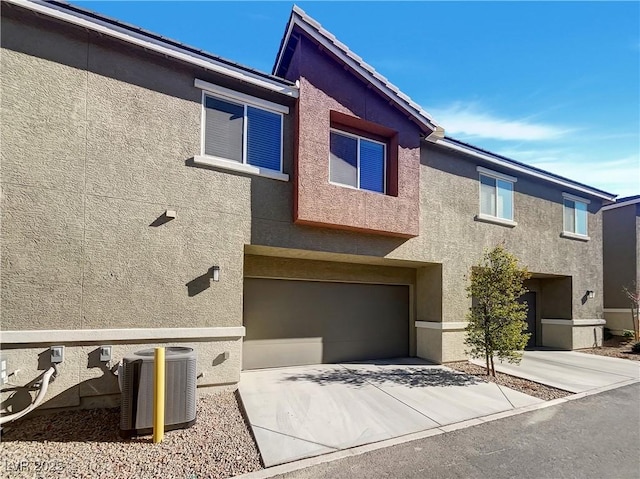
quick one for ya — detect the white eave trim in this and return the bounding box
[8,0,298,98]
[436,138,617,201]
[195,79,290,114]
[477,166,518,183]
[279,9,438,133]
[541,319,606,326]
[0,327,246,344]
[603,308,632,313]
[602,198,640,211]
[562,192,590,204]
[415,321,467,331]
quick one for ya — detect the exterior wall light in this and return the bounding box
[587,290,595,299]
[211,266,220,282]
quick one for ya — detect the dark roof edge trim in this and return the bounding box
[273,5,439,133]
[435,137,617,201]
[601,195,640,210]
[7,0,298,97]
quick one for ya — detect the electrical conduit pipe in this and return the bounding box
[0,366,56,425]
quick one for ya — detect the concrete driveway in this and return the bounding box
[238,358,542,467]
[470,350,640,393]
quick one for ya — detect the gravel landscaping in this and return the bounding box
[0,392,262,479]
[447,361,571,400]
[580,337,640,361]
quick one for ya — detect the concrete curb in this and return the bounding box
[233,378,639,479]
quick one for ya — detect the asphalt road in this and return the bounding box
[275,383,640,479]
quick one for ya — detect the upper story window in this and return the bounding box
[476,166,517,226]
[330,129,386,194]
[192,79,289,182]
[562,193,589,239]
[204,95,283,171]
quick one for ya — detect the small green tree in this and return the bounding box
[465,245,532,376]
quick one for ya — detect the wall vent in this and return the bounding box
[120,347,197,438]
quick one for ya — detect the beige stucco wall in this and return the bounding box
[541,324,573,350]
[441,330,468,363]
[244,254,416,285]
[572,325,603,349]
[0,338,242,411]
[416,328,442,363]
[0,8,288,409]
[1,11,274,334]
[604,310,634,335]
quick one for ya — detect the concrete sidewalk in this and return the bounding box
[249,383,640,479]
[239,359,542,467]
[471,350,640,392]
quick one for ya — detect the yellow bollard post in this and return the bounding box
[153,347,165,444]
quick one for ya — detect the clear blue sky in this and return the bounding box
[76,1,639,197]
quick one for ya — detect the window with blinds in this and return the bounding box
[563,198,588,236]
[329,129,386,194]
[480,174,514,221]
[477,167,516,221]
[203,94,283,172]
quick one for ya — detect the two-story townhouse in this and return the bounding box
[602,196,640,335]
[1,0,616,413]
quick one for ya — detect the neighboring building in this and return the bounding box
[603,196,640,335]
[1,0,616,412]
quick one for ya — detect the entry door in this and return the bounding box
[519,292,537,348]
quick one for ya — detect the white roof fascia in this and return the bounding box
[274,10,297,75]
[602,197,640,211]
[276,6,439,133]
[437,138,617,201]
[562,192,591,204]
[8,0,299,98]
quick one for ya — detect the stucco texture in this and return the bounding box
[604,310,634,335]
[0,8,259,407]
[290,34,422,237]
[603,204,638,308]
[1,10,256,332]
[0,338,241,410]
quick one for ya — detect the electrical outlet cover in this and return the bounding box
[99,346,112,362]
[51,346,64,363]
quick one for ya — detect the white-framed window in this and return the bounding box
[329,129,386,194]
[193,79,289,182]
[477,166,516,224]
[562,193,589,238]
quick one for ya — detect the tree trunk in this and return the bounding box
[490,355,496,377]
[484,314,491,375]
[485,349,490,375]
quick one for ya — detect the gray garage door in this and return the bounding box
[243,278,409,370]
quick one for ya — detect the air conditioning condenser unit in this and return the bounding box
[119,346,197,438]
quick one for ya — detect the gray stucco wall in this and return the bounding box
[1,3,608,403]
[0,7,293,408]
[414,144,604,322]
[244,135,605,356]
[1,8,294,333]
[603,204,639,308]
